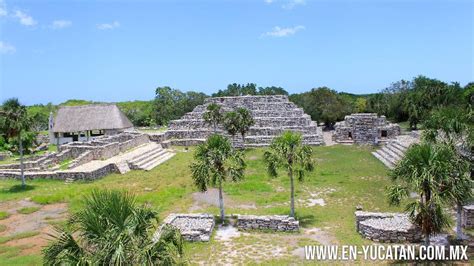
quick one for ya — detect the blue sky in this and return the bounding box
[0,0,472,105]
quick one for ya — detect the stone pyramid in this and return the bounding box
[165,95,324,147]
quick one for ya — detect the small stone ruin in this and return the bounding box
[355,211,422,243]
[161,213,215,242]
[0,132,175,180]
[164,95,324,147]
[333,113,400,145]
[462,204,474,229]
[236,215,299,232]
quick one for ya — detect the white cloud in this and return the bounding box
[0,41,16,54]
[282,0,305,9]
[0,0,7,17]
[97,21,120,30]
[51,20,72,29]
[262,25,305,38]
[14,10,37,26]
[264,0,274,4]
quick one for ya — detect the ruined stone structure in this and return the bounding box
[159,213,215,242]
[333,113,400,145]
[165,95,323,147]
[236,215,299,232]
[462,204,474,229]
[0,132,175,181]
[355,211,422,243]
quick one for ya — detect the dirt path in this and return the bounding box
[0,199,68,256]
[322,131,336,146]
[189,188,256,211]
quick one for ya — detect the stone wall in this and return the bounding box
[161,213,215,242]
[68,151,94,169]
[355,211,422,243]
[236,215,299,232]
[0,163,119,181]
[334,113,400,145]
[462,205,474,229]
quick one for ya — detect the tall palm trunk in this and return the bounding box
[19,134,25,188]
[218,177,225,224]
[456,202,464,240]
[289,166,295,217]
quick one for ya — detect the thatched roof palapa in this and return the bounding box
[52,104,133,133]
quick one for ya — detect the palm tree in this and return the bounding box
[387,142,462,246]
[264,131,314,217]
[423,107,473,240]
[190,134,246,223]
[203,103,223,132]
[236,107,254,145]
[223,111,240,143]
[43,190,184,265]
[0,98,30,188]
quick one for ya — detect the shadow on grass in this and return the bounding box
[1,184,36,194]
[296,213,318,228]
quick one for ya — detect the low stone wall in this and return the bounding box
[0,163,119,181]
[119,134,149,153]
[236,215,299,232]
[148,133,166,143]
[355,211,422,243]
[0,152,11,161]
[462,205,474,229]
[68,151,94,169]
[161,213,215,242]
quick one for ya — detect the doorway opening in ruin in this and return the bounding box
[381,130,388,138]
[348,132,352,139]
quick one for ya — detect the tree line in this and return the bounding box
[2,76,472,153]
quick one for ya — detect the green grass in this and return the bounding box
[58,159,72,170]
[0,231,40,245]
[0,145,402,264]
[17,207,40,215]
[0,211,9,220]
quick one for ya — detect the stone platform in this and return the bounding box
[355,211,422,243]
[165,95,324,147]
[160,213,215,242]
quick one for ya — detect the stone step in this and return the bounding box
[380,145,402,162]
[64,177,75,184]
[375,149,398,166]
[116,161,131,174]
[391,141,408,153]
[372,151,395,169]
[130,149,167,170]
[128,146,164,165]
[384,143,405,158]
[181,110,307,120]
[143,152,176,171]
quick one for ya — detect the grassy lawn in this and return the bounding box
[0,144,403,264]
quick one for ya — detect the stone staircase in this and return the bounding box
[372,134,419,169]
[127,145,175,171]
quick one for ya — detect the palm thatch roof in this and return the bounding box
[52,104,133,133]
